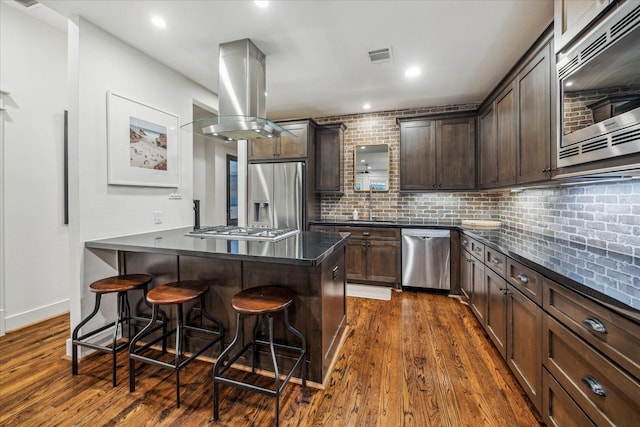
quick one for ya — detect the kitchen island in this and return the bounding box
[84,227,349,386]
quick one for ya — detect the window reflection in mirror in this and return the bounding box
[354,144,389,192]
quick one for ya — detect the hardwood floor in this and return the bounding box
[0,291,541,426]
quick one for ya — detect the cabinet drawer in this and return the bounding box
[484,247,506,276]
[544,278,640,380]
[543,368,596,427]
[460,234,484,260]
[543,315,640,427]
[507,258,542,305]
[337,227,399,241]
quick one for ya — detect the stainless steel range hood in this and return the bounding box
[183,39,292,142]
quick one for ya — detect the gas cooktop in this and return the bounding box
[186,225,299,241]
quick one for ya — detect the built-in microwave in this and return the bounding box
[557,1,640,169]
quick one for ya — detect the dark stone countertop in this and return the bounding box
[85,227,348,267]
[310,220,640,322]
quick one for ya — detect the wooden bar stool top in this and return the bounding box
[89,274,152,294]
[231,286,294,315]
[146,280,209,305]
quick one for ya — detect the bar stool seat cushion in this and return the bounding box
[146,280,208,305]
[231,286,294,315]
[89,274,152,294]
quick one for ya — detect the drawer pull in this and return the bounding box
[362,232,370,236]
[462,239,469,245]
[582,375,606,397]
[582,316,607,334]
[516,274,529,283]
[332,265,340,280]
[500,287,509,295]
[491,257,500,264]
[474,247,482,253]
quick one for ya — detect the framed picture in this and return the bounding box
[107,91,180,187]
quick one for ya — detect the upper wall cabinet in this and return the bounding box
[399,114,476,191]
[478,25,555,189]
[248,119,317,161]
[315,123,346,193]
[516,40,554,184]
[554,0,614,53]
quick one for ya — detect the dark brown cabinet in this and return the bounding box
[477,25,554,189]
[460,249,472,303]
[469,258,486,325]
[399,114,475,191]
[479,84,517,189]
[516,41,553,184]
[315,123,346,193]
[554,0,614,54]
[248,119,316,161]
[337,226,400,286]
[485,267,508,358]
[507,284,543,412]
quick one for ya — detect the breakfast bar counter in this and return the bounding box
[84,227,349,386]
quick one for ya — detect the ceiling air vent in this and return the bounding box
[14,0,39,7]
[368,47,392,63]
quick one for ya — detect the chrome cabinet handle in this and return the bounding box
[582,316,607,334]
[474,247,482,253]
[582,375,606,396]
[516,274,528,283]
[499,287,509,295]
[491,257,500,264]
[462,239,468,245]
[362,232,370,236]
[332,265,340,280]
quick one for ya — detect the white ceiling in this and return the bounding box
[33,0,553,120]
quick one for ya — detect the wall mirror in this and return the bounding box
[354,144,389,192]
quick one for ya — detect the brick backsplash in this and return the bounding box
[313,105,640,307]
[498,181,640,308]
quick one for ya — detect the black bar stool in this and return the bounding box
[72,273,164,386]
[129,280,224,408]
[213,286,306,426]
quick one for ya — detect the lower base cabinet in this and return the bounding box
[543,368,596,427]
[485,267,508,358]
[507,284,543,412]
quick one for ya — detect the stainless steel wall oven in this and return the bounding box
[556,1,640,169]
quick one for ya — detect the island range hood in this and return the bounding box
[196,38,292,142]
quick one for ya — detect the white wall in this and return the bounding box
[0,4,70,332]
[67,17,217,335]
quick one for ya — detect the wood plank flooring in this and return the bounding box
[0,291,542,426]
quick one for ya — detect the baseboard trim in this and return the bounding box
[5,299,70,332]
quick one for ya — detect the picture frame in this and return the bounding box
[107,91,180,187]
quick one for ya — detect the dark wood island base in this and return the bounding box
[83,228,349,386]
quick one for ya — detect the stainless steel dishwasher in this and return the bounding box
[401,229,450,290]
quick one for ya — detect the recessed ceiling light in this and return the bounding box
[363,103,371,110]
[405,66,421,78]
[151,15,167,29]
[255,1,269,8]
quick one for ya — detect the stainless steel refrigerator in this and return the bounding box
[247,162,304,229]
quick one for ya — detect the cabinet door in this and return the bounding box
[507,284,543,412]
[469,259,486,325]
[248,139,278,160]
[554,0,613,53]
[367,239,400,285]
[460,250,472,302]
[478,105,497,189]
[517,42,551,184]
[400,120,436,190]
[496,84,517,186]
[316,124,344,192]
[437,117,476,190]
[278,123,308,159]
[345,238,367,282]
[485,268,507,359]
